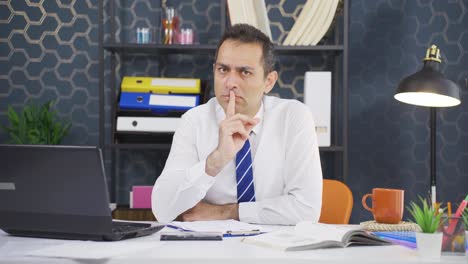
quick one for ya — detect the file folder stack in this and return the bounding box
[116,76,206,142]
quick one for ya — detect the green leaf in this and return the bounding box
[1,101,70,145]
[462,208,468,230]
[24,105,34,122]
[9,132,23,144]
[7,106,19,127]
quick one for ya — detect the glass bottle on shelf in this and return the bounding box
[162,7,179,44]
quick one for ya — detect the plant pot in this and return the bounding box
[416,232,443,259]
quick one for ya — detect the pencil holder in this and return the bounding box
[439,216,466,256]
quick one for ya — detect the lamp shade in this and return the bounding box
[394,45,461,107]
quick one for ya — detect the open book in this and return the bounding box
[242,222,390,251]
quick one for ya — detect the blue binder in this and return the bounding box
[119,92,200,114]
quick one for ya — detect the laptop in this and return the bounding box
[0,144,164,241]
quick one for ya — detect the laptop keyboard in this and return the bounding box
[111,221,152,234]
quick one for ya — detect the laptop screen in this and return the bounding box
[0,145,113,235]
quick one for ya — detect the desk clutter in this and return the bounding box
[115,76,210,143]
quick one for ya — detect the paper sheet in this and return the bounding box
[27,241,157,259]
[168,220,274,233]
[295,222,357,241]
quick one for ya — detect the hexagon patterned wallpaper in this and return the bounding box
[0,0,100,145]
[1,0,467,223]
[348,0,468,223]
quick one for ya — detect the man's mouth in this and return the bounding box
[222,95,241,100]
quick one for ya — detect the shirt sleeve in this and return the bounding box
[238,104,323,225]
[151,114,216,223]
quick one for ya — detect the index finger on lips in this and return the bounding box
[226,91,235,118]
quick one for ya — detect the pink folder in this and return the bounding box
[132,186,153,209]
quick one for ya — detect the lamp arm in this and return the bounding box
[430,107,436,205]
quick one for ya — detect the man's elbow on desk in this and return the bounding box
[151,188,178,223]
[151,201,174,224]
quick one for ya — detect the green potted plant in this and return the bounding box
[407,196,444,259]
[1,101,71,144]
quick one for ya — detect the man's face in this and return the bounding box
[214,40,277,117]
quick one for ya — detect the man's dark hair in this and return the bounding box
[214,24,275,76]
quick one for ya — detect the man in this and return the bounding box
[152,24,322,225]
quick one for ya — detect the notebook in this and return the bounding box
[0,144,164,241]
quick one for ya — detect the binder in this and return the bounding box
[131,186,153,209]
[119,92,200,113]
[116,116,181,132]
[121,76,201,94]
[304,71,331,147]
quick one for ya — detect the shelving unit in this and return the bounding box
[103,44,344,54]
[100,0,348,204]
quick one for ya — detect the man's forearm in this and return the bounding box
[179,202,239,221]
[205,149,229,176]
[221,203,239,220]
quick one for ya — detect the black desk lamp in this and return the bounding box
[394,44,461,205]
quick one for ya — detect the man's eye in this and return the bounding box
[218,67,227,73]
[242,70,251,76]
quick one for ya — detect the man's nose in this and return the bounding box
[224,72,240,89]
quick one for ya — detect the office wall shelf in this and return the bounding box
[274,45,344,54]
[103,43,218,54]
[103,43,344,55]
[100,0,349,204]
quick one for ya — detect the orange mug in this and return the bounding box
[362,188,404,224]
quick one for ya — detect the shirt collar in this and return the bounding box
[215,99,264,136]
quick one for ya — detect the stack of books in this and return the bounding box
[116,76,202,141]
[283,0,341,46]
[226,0,272,40]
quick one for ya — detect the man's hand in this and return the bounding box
[206,91,259,176]
[178,201,239,221]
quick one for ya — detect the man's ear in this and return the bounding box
[264,71,278,94]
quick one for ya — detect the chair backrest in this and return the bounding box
[319,179,353,224]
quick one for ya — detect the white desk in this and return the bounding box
[0,228,467,264]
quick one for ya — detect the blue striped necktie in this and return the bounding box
[235,139,255,203]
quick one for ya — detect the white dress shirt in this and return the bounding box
[152,95,323,225]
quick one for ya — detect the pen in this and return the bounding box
[453,195,468,218]
[166,224,194,232]
[224,229,265,237]
[433,202,440,216]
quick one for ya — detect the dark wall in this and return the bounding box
[348,0,468,223]
[0,0,99,145]
[1,0,467,223]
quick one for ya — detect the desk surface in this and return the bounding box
[0,227,467,264]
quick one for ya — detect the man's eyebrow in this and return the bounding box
[236,66,255,72]
[214,62,228,68]
[214,62,255,71]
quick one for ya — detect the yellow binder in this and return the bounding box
[121,77,201,94]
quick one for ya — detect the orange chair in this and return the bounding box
[319,179,353,224]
